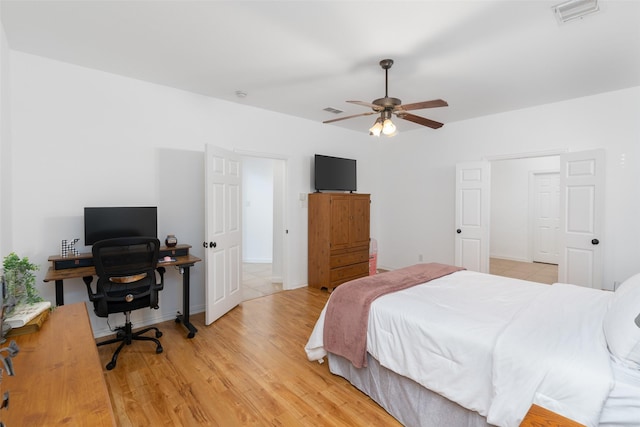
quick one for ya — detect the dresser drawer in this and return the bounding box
[330,248,369,268]
[330,261,369,286]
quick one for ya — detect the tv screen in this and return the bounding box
[314,154,357,192]
[84,206,158,245]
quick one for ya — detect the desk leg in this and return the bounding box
[175,265,198,338]
[55,280,64,306]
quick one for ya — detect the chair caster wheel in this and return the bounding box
[106,361,116,370]
[156,346,163,354]
[156,331,163,338]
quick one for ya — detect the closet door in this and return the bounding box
[532,172,560,265]
[454,161,490,273]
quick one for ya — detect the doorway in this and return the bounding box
[457,149,605,288]
[241,154,286,301]
[489,155,560,282]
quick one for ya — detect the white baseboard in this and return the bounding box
[242,258,272,264]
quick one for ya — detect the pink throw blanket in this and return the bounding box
[323,263,464,368]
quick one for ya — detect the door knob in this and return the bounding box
[456,229,462,234]
[203,241,207,248]
[591,239,600,245]
[211,242,216,248]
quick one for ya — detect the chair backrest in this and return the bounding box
[93,236,160,278]
[91,237,161,316]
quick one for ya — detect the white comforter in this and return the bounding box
[305,270,614,427]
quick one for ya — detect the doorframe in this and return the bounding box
[235,149,289,290]
[484,149,567,163]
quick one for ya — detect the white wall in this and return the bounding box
[0,19,11,257]
[377,86,640,290]
[490,156,559,262]
[242,156,274,263]
[7,51,379,335]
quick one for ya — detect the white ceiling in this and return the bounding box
[1,0,639,134]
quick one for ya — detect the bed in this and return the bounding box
[305,263,640,427]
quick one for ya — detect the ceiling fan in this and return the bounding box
[324,59,448,136]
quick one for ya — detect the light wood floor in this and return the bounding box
[97,260,556,426]
[97,287,401,426]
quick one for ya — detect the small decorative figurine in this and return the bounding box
[165,234,178,247]
[61,238,80,257]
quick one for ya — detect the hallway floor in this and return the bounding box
[490,258,558,284]
[242,259,558,301]
[242,263,282,301]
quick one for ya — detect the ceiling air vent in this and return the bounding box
[552,0,599,23]
[323,107,344,114]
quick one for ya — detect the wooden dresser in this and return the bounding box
[1,303,115,426]
[308,193,370,290]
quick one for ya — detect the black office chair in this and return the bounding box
[85,237,165,370]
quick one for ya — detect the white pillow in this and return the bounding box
[603,273,640,367]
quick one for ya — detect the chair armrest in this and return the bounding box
[155,267,166,291]
[82,276,104,303]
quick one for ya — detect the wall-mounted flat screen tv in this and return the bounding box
[314,154,357,192]
[84,206,158,245]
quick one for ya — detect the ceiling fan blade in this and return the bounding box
[397,99,448,111]
[323,111,377,124]
[346,100,384,111]
[398,112,444,129]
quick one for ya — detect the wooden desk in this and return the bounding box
[44,244,201,338]
[1,303,116,426]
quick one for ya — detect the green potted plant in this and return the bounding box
[2,252,43,314]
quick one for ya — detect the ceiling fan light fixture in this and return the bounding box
[369,118,383,137]
[382,118,396,136]
[552,0,599,23]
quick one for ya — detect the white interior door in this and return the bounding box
[455,161,490,273]
[558,149,605,289]
[532,172,560,264]
[205,145,243,325]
